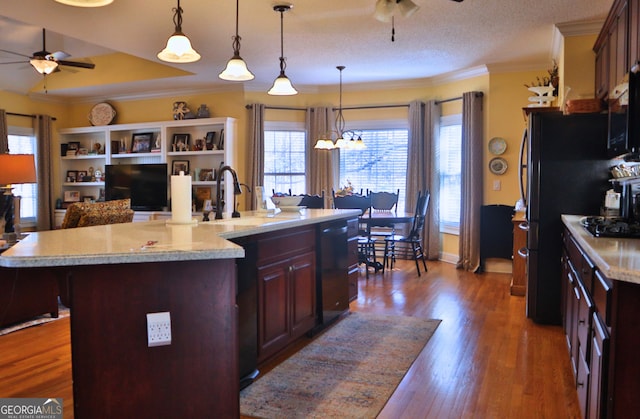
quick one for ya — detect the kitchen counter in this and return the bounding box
[0,209,361,268]
[562,214,640,284]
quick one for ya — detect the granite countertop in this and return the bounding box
[0,209,361,268]
[562,214,640,284]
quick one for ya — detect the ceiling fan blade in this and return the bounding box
[57,59,95,69]
[0,49,31,59]
[450,0,463,2]
[0,60,29,65]
[50,51,71,61]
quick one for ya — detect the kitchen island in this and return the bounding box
[561,215,640,418]
[0,209,360,419]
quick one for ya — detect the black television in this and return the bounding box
[105,163,168,211]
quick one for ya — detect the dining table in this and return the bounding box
[357,209,415,272]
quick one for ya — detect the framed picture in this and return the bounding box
[172,160,190,176]
[172,133,191,152]
[217,128,225,150]
[64,190,81,203]
[198,168,214,182]
[66,170,78,182]
[195,187,211,211]
[67,141,80,151]
[77,170,88,182]
[131,132,153,153]
[205,131,216,150]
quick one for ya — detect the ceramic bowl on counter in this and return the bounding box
[271,195,303,208]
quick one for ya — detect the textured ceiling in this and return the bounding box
[0,0,613,101]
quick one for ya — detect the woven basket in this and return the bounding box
[565,99,602,114]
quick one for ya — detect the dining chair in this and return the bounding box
[299,191,325,209]
[333,192,380,277]
[368,189,400,257]
[383,191,430,276]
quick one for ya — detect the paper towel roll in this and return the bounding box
[171,171,193,224]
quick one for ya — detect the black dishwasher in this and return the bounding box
[316,221,350,328]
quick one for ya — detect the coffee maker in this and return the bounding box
[617,181,640,220]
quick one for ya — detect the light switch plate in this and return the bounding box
[147,311,171,347]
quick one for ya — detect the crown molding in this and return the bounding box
[555,19,605,37]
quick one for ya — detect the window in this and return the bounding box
[264,122,307,195]
[8,127,37,224]
[339,121,408,210]
[439,114,462,234]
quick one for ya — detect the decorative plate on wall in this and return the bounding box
[488,137,507,155]
[88,102,116,126]
[489,157,508,175]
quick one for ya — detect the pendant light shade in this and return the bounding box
[268,4,297,96]
[158,0,201,63]
[54,0,113,6]
[219,0,254,81]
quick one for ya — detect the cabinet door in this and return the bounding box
[257,261,289,361]
[289,251,317,339]
[630,0,640,67]
[348,237,359,302]
[595,41,609,100]
[588,313,609,419]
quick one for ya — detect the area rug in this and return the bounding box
[240,312,441,419]
[0,303,69,336]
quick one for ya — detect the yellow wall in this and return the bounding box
[1,32,599,260]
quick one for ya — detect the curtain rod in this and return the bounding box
[435,92,484,105]
[6,111,57,121]
[245,103,409,111]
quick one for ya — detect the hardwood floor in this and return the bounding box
[0,260,581,418]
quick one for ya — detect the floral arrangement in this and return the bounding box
[335,180,356,196]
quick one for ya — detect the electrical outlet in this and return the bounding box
[493,180,501,191]
[147,312,171,347]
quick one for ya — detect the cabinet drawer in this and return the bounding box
[257,227,315,264]
[577,282,593,359]
[347,218,359,238]
[568,235,595,292]
[593,270,613,328]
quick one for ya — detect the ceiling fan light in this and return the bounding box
[157,33,201,63]
[54,0,113,7]
[30,58,58,74]
[374,0,394,22]
[219,56,254,81]
[268,74,298,95]
[397,0,419,18]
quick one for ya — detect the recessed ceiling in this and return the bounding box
[0,0,612,101]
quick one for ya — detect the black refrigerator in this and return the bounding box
[522,111,609,324]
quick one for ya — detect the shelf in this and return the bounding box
[192,181,217,186]
[63,182,105,187]
[111,152,161,159]
[62,154,106,160]
[167,150,224,157]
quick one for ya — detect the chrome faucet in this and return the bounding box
[215,165,243,219]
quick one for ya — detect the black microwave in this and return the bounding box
[609,63,640,159]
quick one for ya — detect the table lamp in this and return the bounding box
[0,154,37,243]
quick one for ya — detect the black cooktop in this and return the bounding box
[581,216,640,238]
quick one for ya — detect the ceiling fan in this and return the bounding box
[375,0,463,41]
[0,28,95,75]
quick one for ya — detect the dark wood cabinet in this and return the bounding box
[252,226,317,363]
[630,0,640,67]
[347,218,359,301]
[595,41,609,100]
[562,225,640,418]
[594,0,630,100]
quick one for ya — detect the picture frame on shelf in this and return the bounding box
[77,170,88,182]
[67,141,80,156]
[64,190,81,203]
[205,131,216,150]
[172,160,190,176]
[66,170,79,182]
[218,128,224,150]
[198,168,214,182]
[172,133,191,152]
[151,135,162,153]
[131,132,153,153]
[195,187,212,211]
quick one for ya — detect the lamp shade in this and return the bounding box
[0,154,37,185]
[397,0,419,18]
[219,57,255,81]
[314,139,336,150]
[54,0,113,6]
[30,58,58,75]
[157,33,201,63]
[268,74,298,95]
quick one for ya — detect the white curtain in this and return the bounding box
[246,104,265,210]
[306,107,337,206]
[406,100,440,259]
[457,92,484,272]
[35,115,54,231]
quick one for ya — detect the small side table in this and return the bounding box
[511,212,527,296]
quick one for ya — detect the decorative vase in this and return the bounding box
[197,104,210,118]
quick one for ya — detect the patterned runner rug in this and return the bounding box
[240,312,440,419]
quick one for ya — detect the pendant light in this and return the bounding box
[268,4,297,96]
[54,0,113,6]
[157,0,201,63]
[219,0,254,81]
